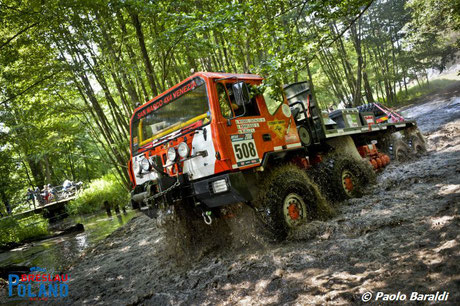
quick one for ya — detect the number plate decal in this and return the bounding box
[230,134,260,167]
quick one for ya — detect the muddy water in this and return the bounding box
[0,210,137,272]
[400,96,460,133]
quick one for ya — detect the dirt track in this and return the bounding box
[51,84,460,305]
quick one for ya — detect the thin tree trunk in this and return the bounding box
[350,22,363,107]
[129,10,158,96]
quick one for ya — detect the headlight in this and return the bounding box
[177,142,190,158]
[140,157,150,171]
[167,147,177,162]
[133,160,141,174]
[212,179,228,193]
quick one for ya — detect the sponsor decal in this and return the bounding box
[345,114,360,127]
[363,115,375,131]
[237,128,256,134]
[235,118,266,124]
[136,79,198,120]
[363,115,375,124]
[230,134,260,167]
[235,118,266,134]
[236,123,260,129]
[268,120,286,139]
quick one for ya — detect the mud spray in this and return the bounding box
[161,202,276,266]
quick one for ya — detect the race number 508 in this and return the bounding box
[233,142,257,159]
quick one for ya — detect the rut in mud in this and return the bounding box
[15,85,459,305]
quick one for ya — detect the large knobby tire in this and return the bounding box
[390,138,412,162]
[255,164,320,240]
[408,134,427,157]
[323,155,375,201]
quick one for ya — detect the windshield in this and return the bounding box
[131,77,210,152]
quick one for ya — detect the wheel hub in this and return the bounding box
[288,202,300,220]
[341,170,355,197]
[283,193,307,228]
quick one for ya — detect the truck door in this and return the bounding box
[216,81,300,170]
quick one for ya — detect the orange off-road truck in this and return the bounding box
[128,72,425,238]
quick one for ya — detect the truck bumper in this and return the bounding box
[192,172,253,207]
[131,172,253,209]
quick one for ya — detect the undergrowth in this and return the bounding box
[66,174,129,215]
[0,215,49,247]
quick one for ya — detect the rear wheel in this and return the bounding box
[255,164,319,239]
[390,139,411,162]
[297,126,312,146]
[328,156,372,200]
[408,135,427,157]
[310,155,374,202]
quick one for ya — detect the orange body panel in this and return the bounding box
[128,72,300,187]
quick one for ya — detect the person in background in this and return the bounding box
[63,179,72,192]
[42,185,50,203]
[34,186,43,206]
[26,188,35,208]
[47,184,58,202]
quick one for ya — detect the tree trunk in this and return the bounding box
[116,9,150,101]
[42,154,54,185]
[27,158,44,188]
[350,22,363,107]
[129,10,158,97]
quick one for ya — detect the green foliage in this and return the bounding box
[66,174,129,216]
[396,79,459,105]
[0,215,49,247]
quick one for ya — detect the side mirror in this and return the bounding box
[232,82,250,106]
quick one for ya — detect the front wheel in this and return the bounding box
[255,164,321,239]
[340,168,360,198]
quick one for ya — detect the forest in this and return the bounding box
[0,0,458,214]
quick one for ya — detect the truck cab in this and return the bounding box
[129,72,308,210]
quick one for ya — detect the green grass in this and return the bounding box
[0,215,49,247]
[66,173,129,215]
[395,78,459,106]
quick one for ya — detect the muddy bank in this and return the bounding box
[5,91,459,305]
